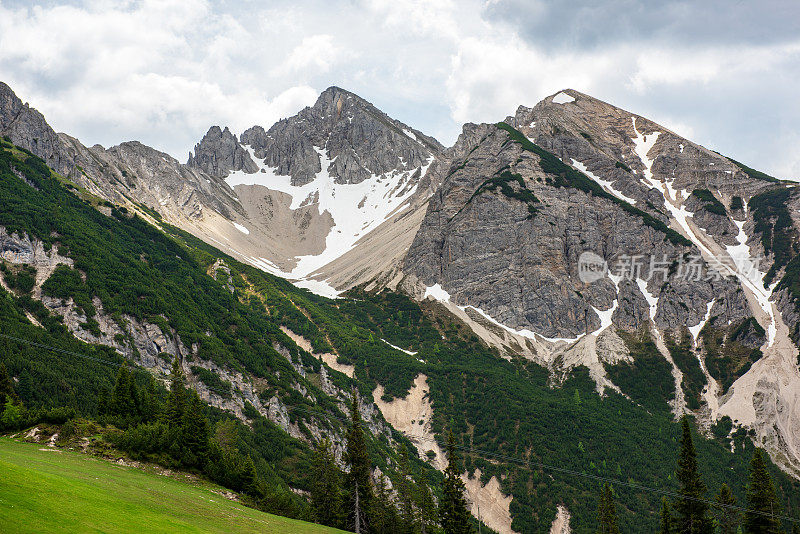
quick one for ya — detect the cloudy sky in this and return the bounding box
[1,0,799,178]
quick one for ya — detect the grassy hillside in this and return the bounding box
[0,438,343,534]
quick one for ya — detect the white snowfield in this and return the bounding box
[552,92,575,104]
[226,143,432,297]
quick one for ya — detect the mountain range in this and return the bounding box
[2,80,800,532]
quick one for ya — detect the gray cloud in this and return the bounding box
[0,0,798,179]
[485,0,800,50]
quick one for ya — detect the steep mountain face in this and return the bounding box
[183,86,444,293]
[0,82,76,179]
[0,82,242,222]
[232,86,442,186]
[187,125,258,178]
[401,89,800,479]
[0,82,444,297]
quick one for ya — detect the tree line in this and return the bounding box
[311,389,475,534]
[597,416,793,534]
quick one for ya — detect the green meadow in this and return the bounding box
[0,437,344,533]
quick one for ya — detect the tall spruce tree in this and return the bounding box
[597,483,620,534]
[440,430,473,534]
[744,449,781,534]
[141,377,159,422]
[0,363,18,403]
[397,445,417,533]
[674,416,713,534]
[239,454,259,496]
[660,497,673,534]
[346,389,372,533]
[180,389,209,468]
[414,467,438,534]
[371,474,399,533]
[109,364,139,421]
[714,483,739,534]
[164,358,185,427]
[311,438,344,529]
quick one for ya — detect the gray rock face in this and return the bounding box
[403,119,750,339]
[236,86,444,186]
[0,82,76,178]
[187,126,258,178]
[683,192,739,245]
[508,90,775,245]
[0,82,245,235]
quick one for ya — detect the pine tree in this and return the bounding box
[164,358,185,427]
[346,389,372,533]
[371,473,399,533]
[597,483,620,534]
[109,365,139,421]
[661,497,673,534]
[239,454,259,496]
[0,363,18,403]
[744,449,781,534]
[141,377,159,422]
[414,467,438,534]
[397,445,417,533]
[674,416,713,534]
[180,389,209,468]
[714,483,739,534]
[311,438,344,529]
[1,395,23,429]
[440,430,473,534]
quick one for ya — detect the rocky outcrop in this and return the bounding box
[403,122,749,339]
[187,126,258,178]
[0,82,77,178]
[240,86,443,186]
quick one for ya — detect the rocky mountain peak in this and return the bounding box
[193,87,444,187]
[0,82,75,178]
[187,125,257,178]
[507,88,775,219]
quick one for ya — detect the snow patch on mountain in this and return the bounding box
[227,144,428,295]
[232,222,249,235]
[689,299,715,346]
[591,273,621,336]
[293,279,341,299]
[402,128,419,142]
[552,92,575,104]
[571,159,637,205]
[424,283,452,302]
[381,338,418,356]
[631,117,661,188]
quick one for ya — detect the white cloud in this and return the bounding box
[272,34,344,77]
[628,42,800,92]
[446,35,614,124]
[0,0,798,179]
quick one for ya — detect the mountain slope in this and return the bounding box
[189,86,444,294]
[399,89,800,481]
[0,136,436,509]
